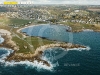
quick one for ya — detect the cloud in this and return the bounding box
[33,0,100,5]
[28,0,100,5]
[0,0,100,5]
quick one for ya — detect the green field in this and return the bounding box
[0,17,54,53]
[61,21,100,31]
[9,18,32,26]
[12,36,54,53]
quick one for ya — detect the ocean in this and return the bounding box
[0,24,100,75]
[0,36,4,44]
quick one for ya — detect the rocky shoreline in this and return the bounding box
[0,34,51,66]
[5,42,87,67]
[0,28,88,67]
[0,35,19,51]
[0,34,87,67]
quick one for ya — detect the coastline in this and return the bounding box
[16,24,37,38]
[17,24,100,34]
[0,29,19,51]
[0,24,90,67]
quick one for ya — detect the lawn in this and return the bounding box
[8,18,34,27]
[61,21,100,31]
[12,36,54,53]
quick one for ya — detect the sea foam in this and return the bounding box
[0,36,4,44]
[67,46,91,51]
[0,48,54,71]
[0,46,90,71]
[4,60,54,71]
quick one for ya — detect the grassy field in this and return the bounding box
[9,18,33,26]
[61,21,100,31]
[0,17,54,53]
[12,36,54,53]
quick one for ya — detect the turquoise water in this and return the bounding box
[0,24,100,75]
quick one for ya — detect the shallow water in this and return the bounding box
[0,36,4,44]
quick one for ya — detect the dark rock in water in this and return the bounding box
[66,29,71,32]
[41,37,46,39]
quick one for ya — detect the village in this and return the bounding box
[0,5,100,26]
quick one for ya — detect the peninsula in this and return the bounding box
[1,5,100,67]
[0,26,87,67]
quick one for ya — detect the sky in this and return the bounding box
[1,0,100,5]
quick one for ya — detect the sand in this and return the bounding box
[16,25,37,38]
[0,29,11,35]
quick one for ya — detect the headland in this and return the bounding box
[0,25,88,67]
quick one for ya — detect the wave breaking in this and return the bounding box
[0,48,54,71]
[0,45,90,72]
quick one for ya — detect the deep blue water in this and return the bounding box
[0,24,100,75]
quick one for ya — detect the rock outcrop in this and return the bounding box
[0,35,19,51]
[0,29,87,67]
[5,42,86,67]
